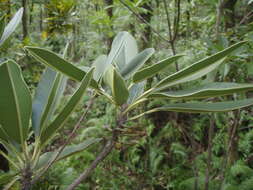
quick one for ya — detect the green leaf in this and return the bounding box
[113,69,129,105]
[25,46,99,89]
[128,82,146,104]
[103,64,114,90]
[32,68,67,137]
[0,8,23,46]
[130,98,253,120]
[40,68,94,145]
[133,55,183,83]
[121,48,155,79]
[107,32,128,68]
[149,82,253,100]
[0,172,16,185]
[155,41,247,90]
[92,55,108,81]
[0,16,5,40]
[36,138,101,170]
[103,64,129,105]
[114,32,138,70]
[0,60,32,144]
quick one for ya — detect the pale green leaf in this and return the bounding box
[107,32,128,68]
[36,138,101,169]
[32,68,67,136]
[113,69,129,105]
[114,32,138,70]
[103,64,129,105]
[128,82,146,104]
[121,48,155,79]
[0,8,23,46]
[40,68,94,145]
[92,55,108,81]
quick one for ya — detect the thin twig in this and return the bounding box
[66,106,127,190]
[218,110,240,190]
[173,0,181,42]
[31,95,96,185]
[66,129,118,190]
[163,0,173,41]
[239,11,253,25]
[118,0,171,44]
[162,0,180,71]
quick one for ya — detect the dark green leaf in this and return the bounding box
[155,41,247,89]
[133,55,183,83]
[150,82,253,99]
[0,60,32,143]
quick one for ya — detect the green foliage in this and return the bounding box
[1,1,253,189]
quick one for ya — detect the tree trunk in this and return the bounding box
[223,0,237,29]
[39,5,43,32]
[104,0,113,50]
[140,1,153,49]
[21,164,32,190]
[22,0,29,39]
[6,0,11,22]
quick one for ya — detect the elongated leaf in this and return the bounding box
[113,69,129,105]
[0,8,23,46]
[107,32,128,67]
[149,82,253,100]
[25,47,99,89]
[0,60,32,143]
[155,41,247,89]
[121,48,155,79]
[40,68,94,144]
[114,32,138,70]
[103,64,114,89]
[103,64,129,105]
[130,98,253,120]
[36,138,101,169]
[92,55,108,81]
[32,68,67,136]
[128,82,146,104]
[133,55,183,83]
[0,16,5,39]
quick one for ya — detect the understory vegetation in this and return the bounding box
[1,0,253,190]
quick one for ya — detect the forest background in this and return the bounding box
[1,0,253,189]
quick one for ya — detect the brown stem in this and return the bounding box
[31,96,96,185]
[22,0,29,39]
[21,163,32,190]
[162,0,180,71]
[66,105,127,190]
[66,130,117,190]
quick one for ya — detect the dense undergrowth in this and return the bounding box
[1,0,253,190]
